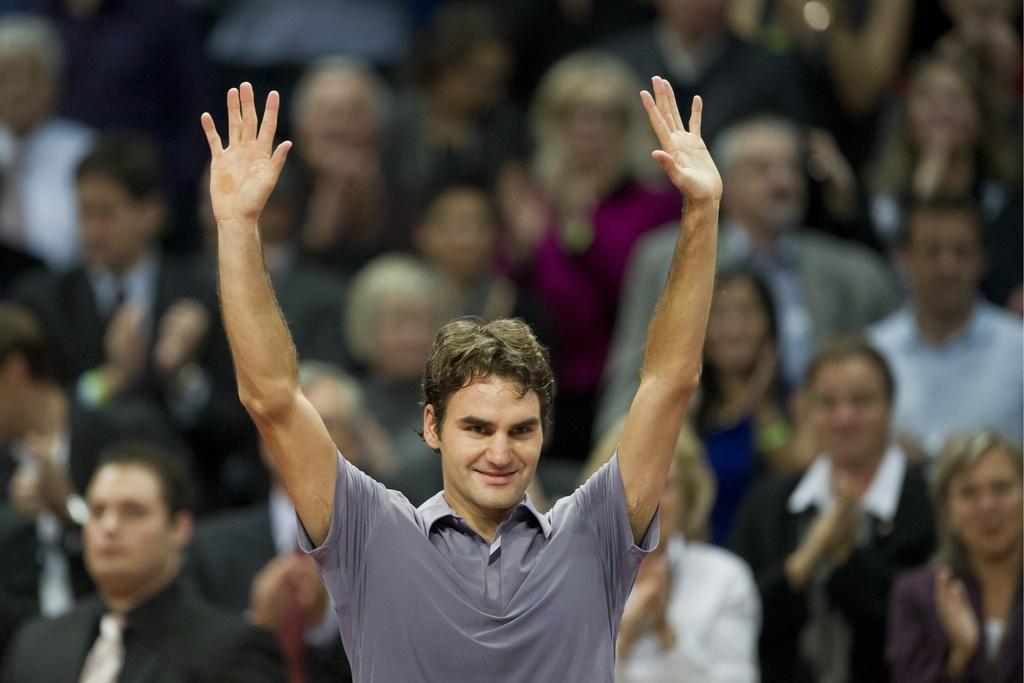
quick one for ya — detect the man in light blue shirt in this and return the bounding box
[869,197,1023,456]
[202,77,722,681]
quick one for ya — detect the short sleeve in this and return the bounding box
[560,454,660,612]
[297,451,392,587]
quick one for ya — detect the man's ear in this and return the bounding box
[172,510,194,550]
[423,404,441,451]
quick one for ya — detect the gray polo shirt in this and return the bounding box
[299,452,658,682]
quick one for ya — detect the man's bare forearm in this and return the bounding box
[217,217,299,412]
[640,200,718,392]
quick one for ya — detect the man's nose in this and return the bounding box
[486,434,513,466]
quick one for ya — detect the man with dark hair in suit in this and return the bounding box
[11,132,255,509]
[0,302,183,614]
[2,441,285,682]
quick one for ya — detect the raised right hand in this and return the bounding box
[201,82,292,224]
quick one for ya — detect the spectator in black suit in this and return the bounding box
[10,132,255,509]
[0,303,184,613]
[2,441,284,682]
[730,338,935,683]
[0,503,37,660]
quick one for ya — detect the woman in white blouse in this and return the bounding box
[584,422,762,682]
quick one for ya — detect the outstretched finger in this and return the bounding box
[226,87,241,146]
[200,113,223,156]
[257,90,280,151]
[654,77,679,133]
[663,79,683,131]
[688,95,703,139]
[239,82,258,142]
[269,140,293,178]
[641,88,672,150]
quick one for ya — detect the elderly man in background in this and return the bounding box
[0,13,93,276]
[597,114,898,438]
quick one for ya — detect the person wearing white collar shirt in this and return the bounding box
[581,421,761,683]
[730,338,935,683]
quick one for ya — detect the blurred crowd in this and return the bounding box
[0,0,1021,681]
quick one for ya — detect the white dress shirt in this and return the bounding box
[617,536,762,683]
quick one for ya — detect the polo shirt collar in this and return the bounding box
[787,442,907,523]
[418,490,552,539]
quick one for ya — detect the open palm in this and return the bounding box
[200,82,292,223]
[641,77,723,204]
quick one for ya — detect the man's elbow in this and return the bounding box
[238,383,299,423]
[636,371,700,407]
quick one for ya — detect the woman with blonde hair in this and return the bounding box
[583,420,761,682]
[887,432,1023,682]
[501,50,681,463]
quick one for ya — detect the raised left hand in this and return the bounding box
[640,77,723,206]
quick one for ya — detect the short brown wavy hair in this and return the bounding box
[421,317,555,434]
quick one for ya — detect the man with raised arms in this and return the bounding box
[200,76,721,682]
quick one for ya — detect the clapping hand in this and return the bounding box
[935,566,980,676]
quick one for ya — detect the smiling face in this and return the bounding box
[423,375,543,534]
[946,447,1023,563]
[808,356,892,468]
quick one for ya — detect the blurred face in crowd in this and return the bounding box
[808,356,891,468]
[907,61,980,153]
[706,274,773,377]
[557,79,629,171]
[434,38,513,115]
[945,447,1023,563]
[77,173,163,275]
[261,376,363,479]
[295,70,383,170]
[0,49,56,135]
[306,378,363,465]
[722,124,806,238]
[902,209,985,323]
[424,375,542,531]
[84,463,191,603]
[416,187,496,287]
[655,0,726,40]
[369,292,438,382]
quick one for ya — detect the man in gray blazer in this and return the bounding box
[596,115,899,438]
